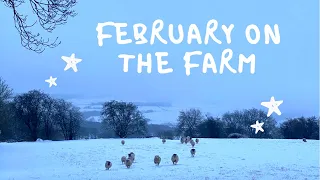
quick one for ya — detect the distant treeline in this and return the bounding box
[170,108,319,140]
[0,77,318,142]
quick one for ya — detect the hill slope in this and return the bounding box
[0,138,318,179]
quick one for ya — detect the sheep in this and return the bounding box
[121,156,126,164]
[171,154,179,165]
[128,152,135,162]
[154,155,161,165]
[303,138,307,142]
[180,137,185,144]
[195,138,199,144]
[105,161,112,170]
[186,136,191,141]
[190,148,196,157]
[121,140,125,145]
[162,138,166,144]
[125,159,132,168]
[190,139,195,147]
[184,138,188,144]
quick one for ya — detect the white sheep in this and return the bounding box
[154,155,161,165]
[125,159,132,168]
[186,136,191,141]
[180,137,185,144]
[162,138,166,144]
[121,156,126,164]
[190,148,196,157]
[171,154,179,165]
[128,152,135,162]
[105,161,112,170]
[190,139,195,147]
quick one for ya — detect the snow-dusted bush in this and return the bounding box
[36,138,43,142]
[227,133,245,138]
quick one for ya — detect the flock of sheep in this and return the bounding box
[104,136,199,170]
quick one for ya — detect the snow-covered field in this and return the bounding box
[1,138,319,180]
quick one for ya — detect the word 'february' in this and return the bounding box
[95,19,280,75]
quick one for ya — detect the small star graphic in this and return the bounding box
[261,96,283,117]
[250,121,264,134]
[61,53,82,72]
[45,76,57,87]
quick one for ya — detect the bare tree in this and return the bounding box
[12,90,51,141]
[176,108,204,137]
[2,0,77,53]
[0,77,13,103]
[101,100,148,138]
[66,106,82,140]
[280,116,319,140]
[222,108,278,138]
[53,99,82,140]
[221,110,245,135]
[0,77,14,141]
[197,116,226,138]
[41,96,56,140]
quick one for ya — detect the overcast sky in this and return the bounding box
[0,0,318,116]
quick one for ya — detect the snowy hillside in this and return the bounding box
[67,98,242,125]
[67,98,302,126]
[0,138,319,180]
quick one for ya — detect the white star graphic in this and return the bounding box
[250,121,264,134]
[61,53,82,72]
[45,76,57,88]
[261,96,283,117]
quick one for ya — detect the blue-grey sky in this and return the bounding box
[0,0,319,116]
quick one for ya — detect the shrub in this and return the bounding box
[158,130,175,140]
[197,117,226,138]
[227,133,246,138]
[280,116,319,139]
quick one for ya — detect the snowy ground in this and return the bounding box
[0,138,319,180]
